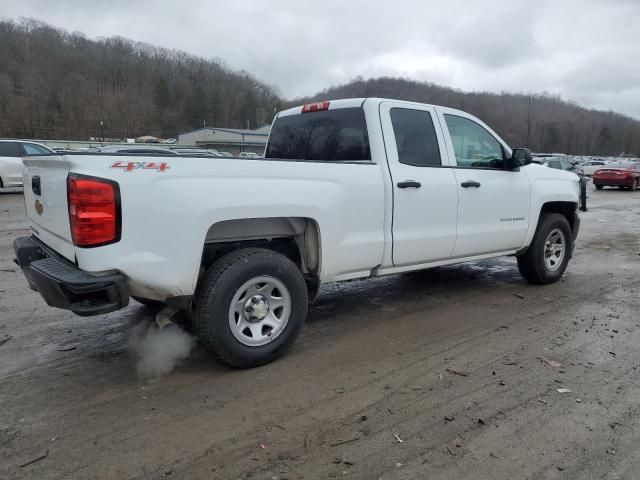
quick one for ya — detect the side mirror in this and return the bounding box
[508,148,533,169]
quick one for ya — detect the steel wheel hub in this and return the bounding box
[243,295,269,321]
[228,276,292,347]
[543,228,566,272]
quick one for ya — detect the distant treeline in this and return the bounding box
[1,19,639,155]
[294,77,640,156]
[0,19,281,140]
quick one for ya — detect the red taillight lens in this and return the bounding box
[67,175,120,247]
[301,101,330,113]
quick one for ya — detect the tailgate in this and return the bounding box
[22,157,76,261]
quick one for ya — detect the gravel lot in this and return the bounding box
[1,187,639,480]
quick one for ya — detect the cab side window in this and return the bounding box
[444,114,505,169]
[390,108,442,167]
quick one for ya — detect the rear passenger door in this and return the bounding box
[381,102,459,266]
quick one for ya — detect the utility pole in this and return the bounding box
[526,94,532,148]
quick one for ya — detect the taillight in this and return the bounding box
[67,174,120,247]
[301,101,330,113]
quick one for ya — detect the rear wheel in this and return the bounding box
[595,184,603,190]
[517,213,572,284]
[194,248,308,368]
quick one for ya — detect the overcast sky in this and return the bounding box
[4,0,640,118]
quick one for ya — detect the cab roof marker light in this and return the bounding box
[301,101,330,113]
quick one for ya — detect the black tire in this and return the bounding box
[131,296,165,310]
[595,184,603,190]
[517,213,572,285]
[194,248,308,368]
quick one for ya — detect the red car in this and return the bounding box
[592,160,640,190]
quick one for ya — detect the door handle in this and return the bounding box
[460,180,481,188]
[32,176,41,196]
[397,180,421,189]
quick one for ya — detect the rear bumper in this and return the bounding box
[13,236,129,316]
[593,177,634,187]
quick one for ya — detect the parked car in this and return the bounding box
[592,160,640,190]
[540,158,584,178]
[0,140,55,188]
[96,145,178,155]
[239,152,261,158]
[14,98,581,368]
[581,159,609,176]
[172,148,220,157]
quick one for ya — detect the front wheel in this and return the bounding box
[194,248,308,368]
[517,213,572,284]
[595,184,603,190]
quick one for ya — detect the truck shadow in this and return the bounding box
[306,258,524,325]
[128,258,529,376]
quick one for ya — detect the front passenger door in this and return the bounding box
[438,111,531,257]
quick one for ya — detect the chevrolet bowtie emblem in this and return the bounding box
[34,199,44,215]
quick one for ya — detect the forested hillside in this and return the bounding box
[297,77,640,156]
[1,18,638,155]
[0,19,281,140]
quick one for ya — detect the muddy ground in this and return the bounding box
[1,186,639,480]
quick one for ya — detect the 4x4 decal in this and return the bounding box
[110,161,170,172]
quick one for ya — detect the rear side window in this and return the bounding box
[265,108,370,161]
[390,108,441,167]
[22,143,52,155]
[0,142,19,157]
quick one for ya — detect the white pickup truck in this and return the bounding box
[14,98,581,368]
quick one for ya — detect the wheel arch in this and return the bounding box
[200,217,322,299]
[519,200,578,256]
[539,201,578,231]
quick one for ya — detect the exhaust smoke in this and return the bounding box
[128,313,194,379]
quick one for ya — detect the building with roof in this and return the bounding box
[177,125,271,155]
